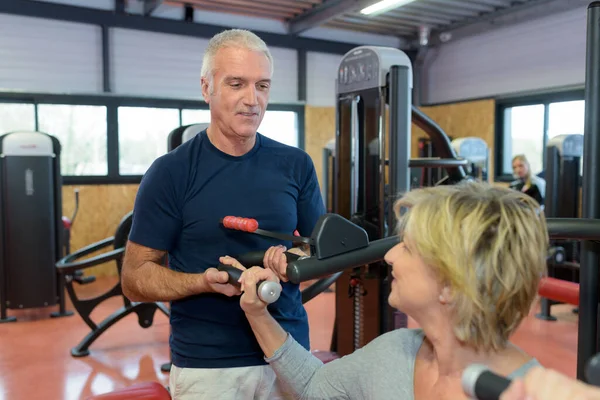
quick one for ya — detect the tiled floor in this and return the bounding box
[0,277,579,399]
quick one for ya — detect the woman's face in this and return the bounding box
[512,159,528,179]
[384,237,442,314]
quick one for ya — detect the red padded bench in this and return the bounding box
[538,276,580,306]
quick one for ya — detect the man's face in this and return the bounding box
[202,46,271,140]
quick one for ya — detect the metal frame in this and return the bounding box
[0,92,305,185]
[578,0,600,381]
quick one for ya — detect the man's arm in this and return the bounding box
[121,240,208,302]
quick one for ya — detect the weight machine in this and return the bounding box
[0,131,73,322]
[537,133,584,320]
[451,137,489,182]
[328,46,468,356]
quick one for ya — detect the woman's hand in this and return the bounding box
[238,266,281,317]
[263,245,308,283]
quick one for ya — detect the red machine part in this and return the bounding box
[538,277,579,306]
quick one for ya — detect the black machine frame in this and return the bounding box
[0,130,74,323]
[55,211,170,357]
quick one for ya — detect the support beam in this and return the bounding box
[143,0,162,16]
[429,0,590,46]
[0,0,362,55]
[184,4,194,22]
[287,0,381,35]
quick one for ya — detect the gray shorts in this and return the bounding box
[169,363,294,400]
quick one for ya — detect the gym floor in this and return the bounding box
[0,277,578,400]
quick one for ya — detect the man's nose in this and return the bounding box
[243,85,258,106]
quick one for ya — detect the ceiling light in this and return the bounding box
[360,0,417,16]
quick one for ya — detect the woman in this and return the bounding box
[221,181,549,400]
[510,154,546,206]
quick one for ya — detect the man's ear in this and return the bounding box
[201,77,211,103]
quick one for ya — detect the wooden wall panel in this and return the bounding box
[62,184,138,278]
[304,106,337,193]
[411,99,496,179]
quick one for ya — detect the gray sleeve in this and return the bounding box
[265,333,370,400]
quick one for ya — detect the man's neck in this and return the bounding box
[206,125,256,157]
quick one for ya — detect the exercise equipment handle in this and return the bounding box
[286,236,399,284]
[222,216,311,244]
[461,364,511,400]
[237,250,301,267]
[222,216,259,232]
[217,264,281,304]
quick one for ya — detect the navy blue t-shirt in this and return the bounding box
[128,130,325,369]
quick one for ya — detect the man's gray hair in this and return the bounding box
[201,29,274,92]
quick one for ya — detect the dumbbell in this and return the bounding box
[217,263,282,304]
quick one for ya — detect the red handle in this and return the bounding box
[222,216,259,232]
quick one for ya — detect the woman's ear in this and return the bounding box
[439,286,453,305]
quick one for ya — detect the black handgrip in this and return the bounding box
[237,250,301,267]
[217,264,281,304]
[287,236,399,284]
[462,364,511,400]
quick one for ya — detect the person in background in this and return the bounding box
[222,181,548,400]
[510,154,546,207]
[121,28,325,400]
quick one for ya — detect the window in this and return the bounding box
[0,103,35,134]
[501,104,545,176]
[497,93,586,181]
[0,93,304,184]
[118,106,180,175]
[548,100,585,139]
[181,109,299,148]
[37,104,107,176]
[548,100,585,175]
[181,109,210,126]
[259,111,298,147]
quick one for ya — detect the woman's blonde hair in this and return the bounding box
[393,181,548,352]
[512,154,532,185]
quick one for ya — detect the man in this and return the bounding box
[121,29,325,399]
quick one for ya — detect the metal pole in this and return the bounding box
[578,1,600,381]
[322,147,331,210]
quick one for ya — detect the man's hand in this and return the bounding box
[263,245,307,282]
[203,267,242,297]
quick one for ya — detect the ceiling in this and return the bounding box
[149,0,590,48]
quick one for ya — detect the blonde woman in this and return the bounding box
[220,181,549,400]
[510,154,546,206]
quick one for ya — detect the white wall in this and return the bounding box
[1,5,401,104]
[0,13,103,93]
[13,0,405,104]
[306,52,342,107]
[423,6,588,104]
[111,28,208,100]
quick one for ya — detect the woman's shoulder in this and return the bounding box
[364,328,425,355]
[508,358,542,379]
